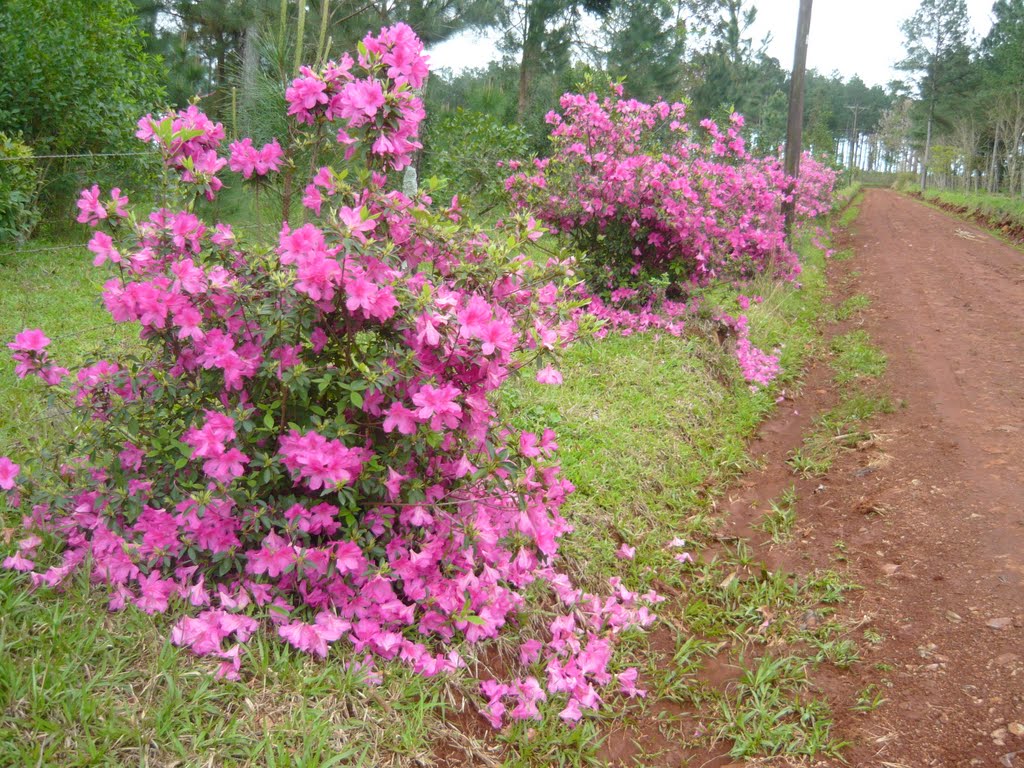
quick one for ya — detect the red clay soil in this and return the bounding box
[810,189,1024,766]
[726,188,1024,767]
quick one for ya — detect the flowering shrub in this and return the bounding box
[506,87,835,386]
[507,88,835,294]
[1,25,663,726]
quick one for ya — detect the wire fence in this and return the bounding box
[0,151,157,163]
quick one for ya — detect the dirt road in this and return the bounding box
[809,188,1024,766]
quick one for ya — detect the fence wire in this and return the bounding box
[0,151,156,163]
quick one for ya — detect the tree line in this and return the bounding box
[2,0,1022,233]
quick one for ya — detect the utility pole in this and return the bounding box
[783,0,813,240]
[847,104,867,177]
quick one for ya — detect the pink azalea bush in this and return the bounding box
[506,87,835,291]
[506,86,836,385]
[0,25,661,725]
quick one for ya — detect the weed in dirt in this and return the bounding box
[651,635,726,704]
[788,393,894,477]
[835,293,871,321]
[863,628,884,646]
[497,715,604,768]
[756,485,798,543]
[831,330,887,384]
[852,684,887,713]
[804,570,859,605]
[715,654,846,758]
[832,539,849,563]
[812,637,861,669]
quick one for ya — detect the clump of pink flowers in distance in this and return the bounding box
[506,86,835,386]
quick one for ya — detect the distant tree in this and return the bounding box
[495,0,615,122]
[601,0,686,101]
[686,0,788,139]
[979,0,1024,193]
[898,0,973,190]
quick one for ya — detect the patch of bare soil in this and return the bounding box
[805,189,1024,766]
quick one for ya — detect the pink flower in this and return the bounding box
[0,457,20,490]
[411,384,462,430]
[76,185,107,226]
[616,543,635,560]
[3,552,34,571]
[88,231,121,266]
[8,329,50,352]
[617,667,647,698]
[536,366,563,385]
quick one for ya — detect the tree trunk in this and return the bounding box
[241,24,259,136]
[921,102,934,193]
[517,9,544,124]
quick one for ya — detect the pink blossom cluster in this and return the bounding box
[6,328,67,385]
[227,138,284,179]
[478,573,660,727]
[284,22,427,171]
[729,314,781,388]
[76,184,129,227]
[0,24,667,729]
[136,105,228,200]
[506,87,835,292]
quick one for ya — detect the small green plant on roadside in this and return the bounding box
[834,294,871,321]
[863,628,884,646]
[832,539,849,563]
[715,654,845,758]
[852,684,887,713]
[830,330,887,384]
[805,570,859,605]
[812,637,861,669]
[788,392,894,477]
[756,485,798,542]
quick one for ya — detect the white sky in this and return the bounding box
[429,0,996,88]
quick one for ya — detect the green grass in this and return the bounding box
[0,223,847,765]
[921,188,1024,225]
[0,240,139,449]
[788,392,895,478]
[834,294,870,321]
[715,653,846,759]
[756,485,798,543]
[837,191,864,229]
[830,330,887,384]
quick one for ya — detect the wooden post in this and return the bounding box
[783,0,813,240]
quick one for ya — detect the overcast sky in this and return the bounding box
[429,0,996,88]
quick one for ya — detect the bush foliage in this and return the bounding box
[0,133,40,242]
